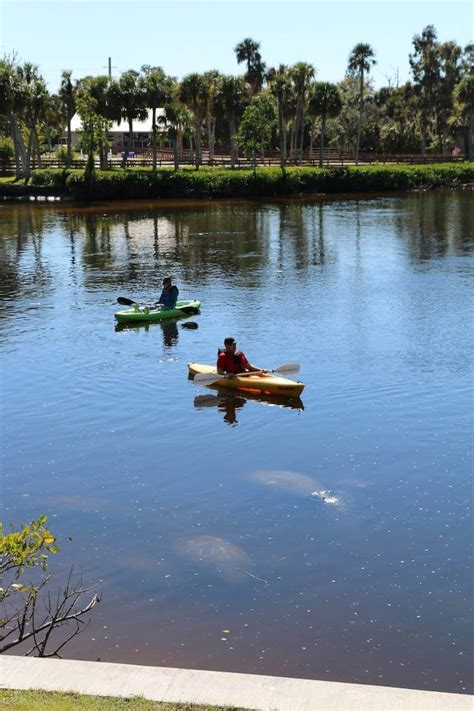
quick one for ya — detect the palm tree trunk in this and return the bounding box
[9,113,25,180]
[278,103,286,174]
[355,69,364,165]
[319,114,326,168]
[122,117,133,167]
[194,113,201,170]
[152,107,157,171]
[298,103,305,165]
[229,115,236,169]
[33,128,42,168]
[172,138,179,171]
[67,115,72,167]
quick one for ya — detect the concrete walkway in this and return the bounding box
[0,655,472,710]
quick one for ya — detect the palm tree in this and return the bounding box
[0,58,28,179]
[217,75,250,168]
[308,82,343,167]
[18,63,49,175]
[202,70,222,163]
[456,75,474,160]
[140,66,174,170]
[179,73,208,169]
[108,70,147,166]
[268,65,293,173]
[234,38,266,94]
[289,62,315,164]
[159,101,192,170]
[348,43,376,164]
[59,70,76,167]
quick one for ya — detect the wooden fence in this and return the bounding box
[1,151,465,174]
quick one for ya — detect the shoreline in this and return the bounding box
[0,163,472,203]
[1,656,472,710]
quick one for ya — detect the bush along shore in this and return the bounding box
[1,163,473,201]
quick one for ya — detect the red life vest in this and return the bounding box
[217,349,250,374]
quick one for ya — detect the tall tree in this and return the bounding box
[0,58,28,179]
[268,65,294,173]
[437,42,462,153]
[455,76,474,159]
[77,75,113,168]
[76,93,111,185]
[409,26,441,154]
[234,38,266,93]
[347,43,376,164]
[217,75,250,168]
[237,94,276,175]
[179,73,208,169]
[308,82,343,167]
[108,69,147,166]
[59,70,76,167]
[159,101,192,170]
[289,62,315,163]
[140,65,174,170]
[202,70,222,163]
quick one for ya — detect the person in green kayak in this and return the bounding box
[158,277,179,310]
[217,337,261,377]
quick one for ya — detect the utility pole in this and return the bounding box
[104,57,117,80]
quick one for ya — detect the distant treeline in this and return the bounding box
[0,25,473,183]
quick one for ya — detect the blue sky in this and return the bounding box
[1,1,472,91]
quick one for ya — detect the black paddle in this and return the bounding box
[117,296,199,315]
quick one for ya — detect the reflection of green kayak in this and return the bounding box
[115,300,201,323]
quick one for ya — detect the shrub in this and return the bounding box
[37,163,474,201]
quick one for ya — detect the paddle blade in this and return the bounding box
[192,372,223,385]
[273,362,300,375]
[117,297,136,306]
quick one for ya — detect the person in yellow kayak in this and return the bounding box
[158,277,179,310]
[217,337,261,377]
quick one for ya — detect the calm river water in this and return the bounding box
[1,192,472,693]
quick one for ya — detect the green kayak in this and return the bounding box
[115,300,201,323]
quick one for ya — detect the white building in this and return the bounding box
[70,109,168,154]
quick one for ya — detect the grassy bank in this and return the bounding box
[0,689,245,710]
[1,163,473,201]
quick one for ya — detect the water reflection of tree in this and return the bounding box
[0,205,52,305]
[276,203,327,275]
[395,193,471,262]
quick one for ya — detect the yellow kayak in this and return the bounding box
[188,363,305,398]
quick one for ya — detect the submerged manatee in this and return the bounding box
[178,535,250,582]
[252,469,342,505]
[251,469,319,495]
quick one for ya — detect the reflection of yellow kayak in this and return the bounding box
[188,363,305,398]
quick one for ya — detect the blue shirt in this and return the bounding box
[159,285,179,309]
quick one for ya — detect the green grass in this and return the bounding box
[0,689,247,711]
